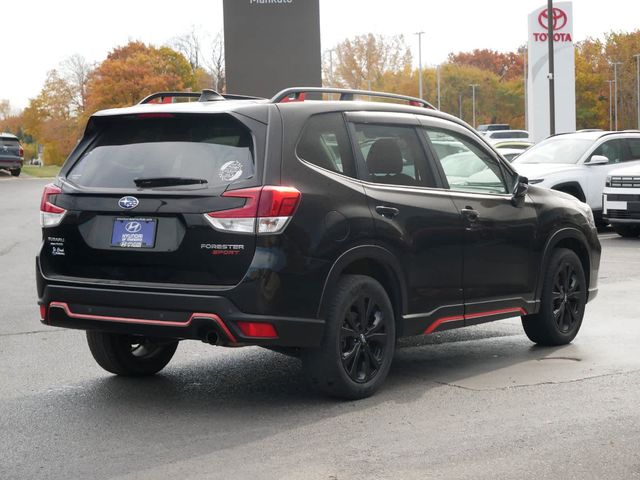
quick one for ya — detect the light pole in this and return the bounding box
[470,84,479,128]
[606,80,614,131]
[547,0,556,135]
[415,31,425,99]
[436,64,441,110]
[634,54,640,129]
[612,61,623,130]
[327,48,336,86]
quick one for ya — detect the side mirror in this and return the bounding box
[512,176,528,205]
[588,155,609,165]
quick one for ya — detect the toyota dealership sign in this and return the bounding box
[527,2,576,142]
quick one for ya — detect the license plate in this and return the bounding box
[111,218,157,248]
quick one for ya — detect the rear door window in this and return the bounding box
[351,123,437,188]
[68,114,254,189]
[296,113,356,177]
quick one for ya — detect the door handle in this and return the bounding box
[375,206,400,219]
[461,207,479,222]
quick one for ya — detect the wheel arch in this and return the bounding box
[318,245,408,336]
[536,227,592,301]
[551,181,586,202]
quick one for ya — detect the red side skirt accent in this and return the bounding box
[424,307,527,335]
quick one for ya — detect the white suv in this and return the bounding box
[512,131,640,224]
[603,165,640,237]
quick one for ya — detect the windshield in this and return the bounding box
[68,114,254,189]
[514,137,594,164]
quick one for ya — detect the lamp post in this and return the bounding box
[327,48,336,86]
[436,64,441,110]
[634,54,640,129]
[612,61,623,130]
[470,84,479,128]
[415,31,425,99]
[547,0,556,135]
[606,80,614,131]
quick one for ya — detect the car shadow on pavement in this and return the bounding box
[3,322,575,479]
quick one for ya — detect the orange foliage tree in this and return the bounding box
[84,41,197,115]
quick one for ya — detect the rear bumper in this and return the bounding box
[0,157,22,169]
[39,282,324,348]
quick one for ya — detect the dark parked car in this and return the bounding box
[37,88,601,399]
[0,132,24,176]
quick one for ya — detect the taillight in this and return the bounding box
[204,186,301,234]
[19,146,24,157]
[40,184,67,228]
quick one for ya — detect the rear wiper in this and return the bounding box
[133,177,208,188]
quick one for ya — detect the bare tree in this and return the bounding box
[205,32,226,93]
[0,99,10,120]
[171,27,202,70]
[61,54,92,114]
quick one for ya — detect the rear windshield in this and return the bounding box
[0,138,19,146]
[67,114,254,189]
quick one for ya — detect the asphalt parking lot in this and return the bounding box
[1,174,639,480]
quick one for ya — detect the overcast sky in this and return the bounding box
[1,0,639,110]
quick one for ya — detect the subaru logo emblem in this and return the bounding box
[118,196,139,209]
[125,221,142,233]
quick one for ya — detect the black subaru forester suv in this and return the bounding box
[37,88,601,399]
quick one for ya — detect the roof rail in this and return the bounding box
[271,87,436,109]
[138,91,201,105]
[138,90,265,105]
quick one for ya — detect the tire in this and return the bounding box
[303,274,396,399]
[522,248,586,346]
[86,331,178,376]
[10,168,20,177]
[612,224,640,238]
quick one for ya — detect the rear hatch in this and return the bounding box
[0,137,21,159]
[41,112,265,287]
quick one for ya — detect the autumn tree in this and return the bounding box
[84,41,197,114]
[574,38,609,129]
[328,34,412,90]
[603,30,640,130]
[448,49,525,81]
[22,70,79,165]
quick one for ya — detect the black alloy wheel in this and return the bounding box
[303,274,396,399]
[339,293,389,384]
[551,261,582,334]
[521,248,586,346]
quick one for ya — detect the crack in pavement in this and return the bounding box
[0,329,66,337]
[431,368,640,392]
[0,241,20,256]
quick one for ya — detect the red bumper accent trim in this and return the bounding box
[424,308,527,335]
[47,302,237,343]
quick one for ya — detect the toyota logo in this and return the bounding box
[118,196,139,209]
[125,221,142,233]
[538,7,568,31]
